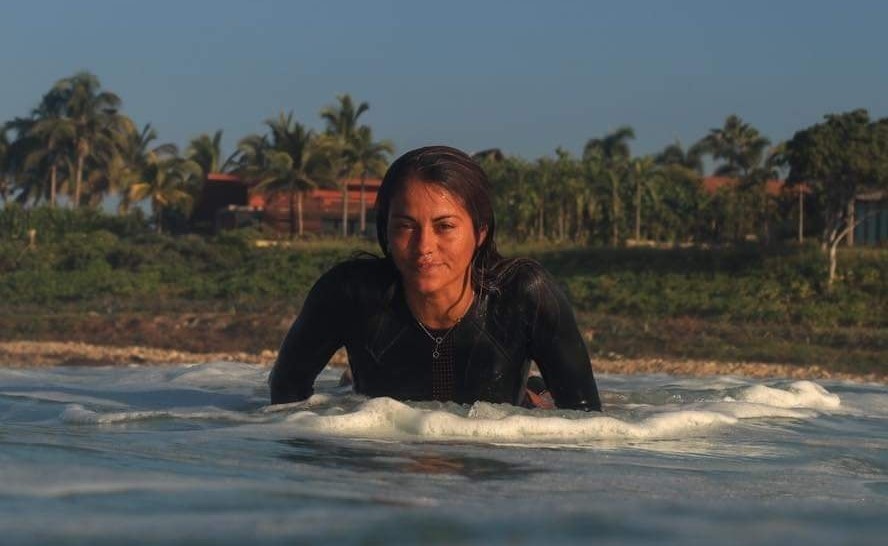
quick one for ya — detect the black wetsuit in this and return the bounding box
[269,258,602,411]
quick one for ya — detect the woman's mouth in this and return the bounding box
[414,261,444,272]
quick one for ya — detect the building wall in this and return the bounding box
[854,197,888,246]
[191,180,249,231]
[256,185,380,236]
[192,174,386,235]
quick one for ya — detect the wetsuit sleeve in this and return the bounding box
[526,272,602,412]
[268,267,348,404]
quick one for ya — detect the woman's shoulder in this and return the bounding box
[319,254,398,299]
[490,257,554,295]
[487,257,575,334]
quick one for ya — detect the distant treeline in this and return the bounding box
[1,71,886,286]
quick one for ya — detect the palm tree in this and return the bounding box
[238,112,325,238]
[349,126,393,235]
[2,119,40,206]
[655,140,704,175]
[551,148,585,241]
[629,156,666,242]
[577,145,608,243]
[0,128,11,204]
[585,126,636,246]
[320,94,370,237]
[4,88,74,207]
[480,154,537,241]
[26,116,75,207]
[696,115,770,179]
[50,72,125,207]
[696,115,774,242]
[186,129,238,176]
[584,125,636,164]
[654,142,706,242]
[129,157,201,233]
[113,124,178,213]
[531,157,555,240]
[77,122,175,212]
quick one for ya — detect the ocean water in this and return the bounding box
[0,362,886,545]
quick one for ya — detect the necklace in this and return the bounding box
[411,291,475,359]
[415,316,462,359]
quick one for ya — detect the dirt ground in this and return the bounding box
[1,339,884,384]
[1,310,884,383]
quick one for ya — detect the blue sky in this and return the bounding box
[3,0,887,169]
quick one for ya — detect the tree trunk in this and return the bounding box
[297,191,304,238]
[826,202,872,289]
[611,175,619,247]
[537,200,545,241]
[50,165,57,208]
[74,152,85,208]
[798,189,804,243]
[288,183,296,240]
[828,237,839,289]
[359,171,367,236]
[341,182,349,237]
[575,198,584,241]
[634,176,641,242]
[558,201,565,241]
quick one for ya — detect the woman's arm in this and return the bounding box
[268,267,348,404]
[524,268,602,412]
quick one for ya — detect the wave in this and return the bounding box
[54,378,843,444]
[61,404,265,425]
[280,381,832,443]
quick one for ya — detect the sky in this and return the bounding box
[3,0,888,168]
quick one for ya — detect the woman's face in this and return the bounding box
[387,179,485,298]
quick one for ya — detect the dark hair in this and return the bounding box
[375,145,504,292]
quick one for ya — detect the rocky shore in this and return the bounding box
[1,340,884,383]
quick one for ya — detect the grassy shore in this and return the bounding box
[1,209,885,378]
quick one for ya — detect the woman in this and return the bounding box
[269,146,601,411]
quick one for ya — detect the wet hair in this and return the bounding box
[375,145,506,292]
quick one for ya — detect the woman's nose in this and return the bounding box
[415,225,435,255]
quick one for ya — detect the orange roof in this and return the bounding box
[702,176,810,196]
[342,178,382,191]
[206,172,247,184]
[250,187,379,210]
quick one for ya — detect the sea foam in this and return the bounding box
[60,404,264,425]
[277,380,837,443]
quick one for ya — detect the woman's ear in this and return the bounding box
[477,226,488,248]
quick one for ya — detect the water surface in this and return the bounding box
[1,363,885,545]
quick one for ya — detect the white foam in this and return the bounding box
[39,365,847,445]
[165,361,265,388]
[61,404,264,425]
[280,397,735,442]
[735,380,841,409]
[273,381,842,443]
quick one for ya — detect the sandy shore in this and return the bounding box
[1,340,884,384]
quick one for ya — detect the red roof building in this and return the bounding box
[191,174,382,235]
[701,176,809,197]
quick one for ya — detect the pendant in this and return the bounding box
[433,349,440,359]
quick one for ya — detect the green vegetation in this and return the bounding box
[1,73,392,240]
[785,109,888,286]
[1,206,885,372]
